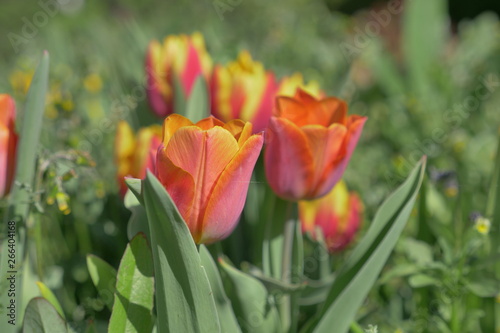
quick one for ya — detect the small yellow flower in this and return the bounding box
[56,192,71,215]
[474,216,491,235]
[444,185,458,197]
[61,99,74,112]
[9,69,33,95]
[83,73,103,93]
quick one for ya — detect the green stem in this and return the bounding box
[350,321,365,333]
[280,202,296,332]
[450,299,461,333]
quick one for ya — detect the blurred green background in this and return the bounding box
[1,0,499,331]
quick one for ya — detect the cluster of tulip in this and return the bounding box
[115,32,367,251]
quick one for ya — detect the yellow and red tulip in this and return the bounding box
[210,51,278,133]
[299,180,363,252]
[264,88,366,201]
[115,121,162,196]
[0,94,18,197]
[146,32,212,117]
[155,114,264,244]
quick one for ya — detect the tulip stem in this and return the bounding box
[280,201,298,333]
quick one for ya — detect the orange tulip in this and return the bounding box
[299,181,363,252]
[210,51,278,133]
[115,121,162,196]
[0,94,18,197]
[264,89,366,201]
[146,32,212,117]
[155,114,264,244]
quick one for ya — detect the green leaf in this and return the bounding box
[218,258,281,333]
[243,263,304,294]
[124,187,149,241]
[403,0,447,96]
[309,157,426,333]
[465,278,499,298]
[125,178,143,205]
[298,276,335,306]
[0,51,50,333]
[378,264,421,285]
[408,274,440,288]
[400,238,434,265]
[185,76,209,122]
[22,298,67,333]
[199,246,241,333]
[142,171,220,333]
[86,255,117,311]
[108,233,154,333]
[35,282,65,319]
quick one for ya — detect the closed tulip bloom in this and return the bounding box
[155,114,264,244]
[115,121,162,196]
[265,89,366,201]
[210,51,277,133]
[0,94,18,197]
[299,181,363,252]
[146,32,212,117]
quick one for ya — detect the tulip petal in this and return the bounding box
[223,120,253,147]
[162,114,193,145]
[320,116,367,195]
[200,134,264,243]
[0,124,11,196]
[181,40,206,96]
[265,117,315,200]
[320,98,347,125]
[275,97,310,127]
[248,73,276,133]
[133,128,161,179]
[294,88,318,105]
[156,144,196,228]
[165,126,240,240]
[196,116,225,130]
[115,121,136,160]
[302,124,347,198]
[0,94,16,127]
[146,41,171,117]
[332,193,362,251]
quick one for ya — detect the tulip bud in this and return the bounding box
[211,51,277,133]
[0,94,18,197]
[155,114,264,244]
[146,32,212,117]
[299,181,363,252]
[264,88,366,201]
[114,121,162,196]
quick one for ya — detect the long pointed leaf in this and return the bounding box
[199,246,241,333]
[311,157,426,333]
[185,76,209,122]
[108,233,154,333]
[142,171,220,333]
[86,255,117,311]
[219,257,281,333]
[22,298,67,333]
